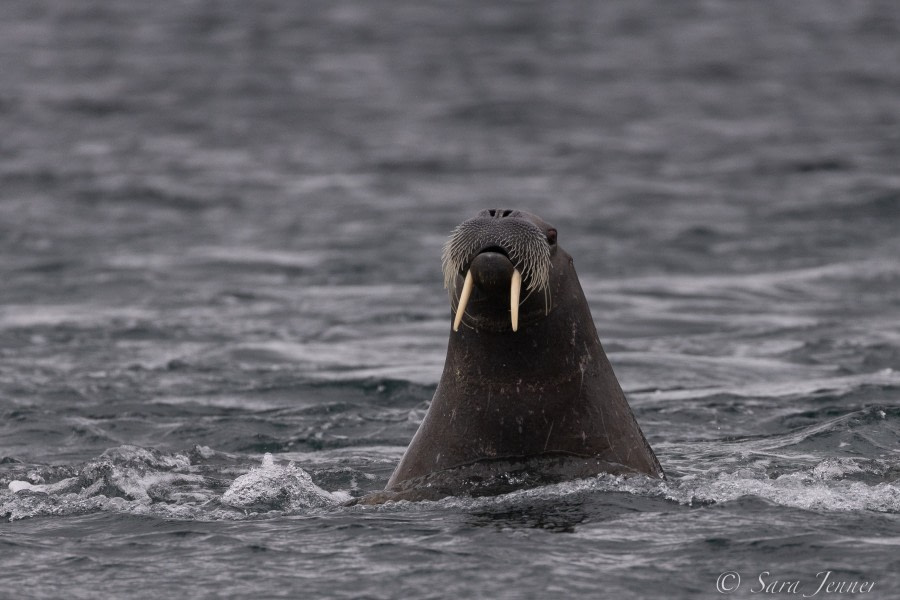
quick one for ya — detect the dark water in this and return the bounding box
[2,1,900,598]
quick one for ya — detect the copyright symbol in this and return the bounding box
[717,571,741,593]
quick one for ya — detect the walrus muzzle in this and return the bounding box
[442,209,554,333]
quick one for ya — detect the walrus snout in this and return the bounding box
[451,256,522,333]
[470,251,515,295]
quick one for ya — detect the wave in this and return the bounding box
[4,431,899,522]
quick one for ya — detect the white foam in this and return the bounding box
[353,456,900,516]
[220,453,339,511]
[674,470,900,513]
[8,481,37,493]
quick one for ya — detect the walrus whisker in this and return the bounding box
[441,215,551,297]
[510,268,521,332]
[520,285,537,305]
[453,270,474,332]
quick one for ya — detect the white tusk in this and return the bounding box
[453,270,474,332]
[510,268,521,332]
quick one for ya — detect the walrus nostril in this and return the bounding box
[485,209,518,219]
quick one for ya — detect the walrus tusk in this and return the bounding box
[453,270,474,332]
[510,268,521,332]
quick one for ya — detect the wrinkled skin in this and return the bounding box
[356,210,663,505]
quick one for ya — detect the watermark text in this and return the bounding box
[716,571,876,596]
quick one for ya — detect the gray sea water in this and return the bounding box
[2,1,900,598]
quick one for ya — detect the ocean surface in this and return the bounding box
[2,1,899,598]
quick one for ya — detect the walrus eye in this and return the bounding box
[546,229,557,245]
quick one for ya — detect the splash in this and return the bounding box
[221,453,347,511]
[1,445,346,522]
[671,457,900,513]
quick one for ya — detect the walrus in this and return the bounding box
[357,209,663,504]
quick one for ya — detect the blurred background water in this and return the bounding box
[1,1,899,598]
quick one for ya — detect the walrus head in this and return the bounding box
[364,209,664,504]
[442,209,557,333]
